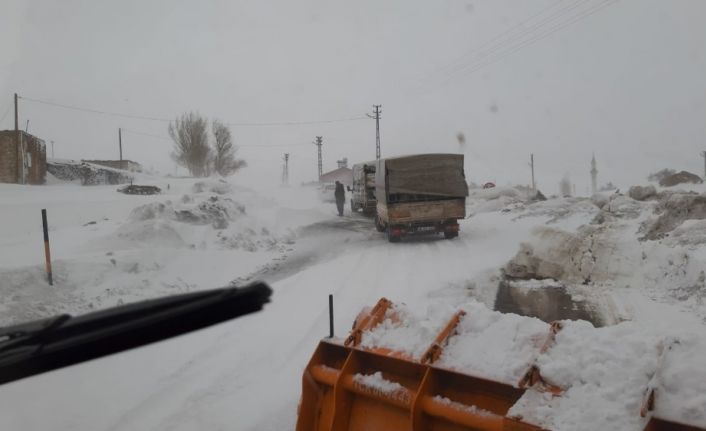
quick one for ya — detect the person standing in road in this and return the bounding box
[334,180,345,216]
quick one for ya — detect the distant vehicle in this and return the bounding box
[374,154,468,242]
[482,182,496,189]
[348,162,377,214]
[319,183,336,203]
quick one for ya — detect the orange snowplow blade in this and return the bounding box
[297,340,541,431]
[296,298,706,431]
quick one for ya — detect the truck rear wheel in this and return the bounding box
[444,230,458,239]
[387,227,400,243]
[375,215,386,232]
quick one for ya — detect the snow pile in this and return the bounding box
[192,179,234,195]
[654,335,706,425]
[433,396,496,417]
[355,298,706,430]
[640,192,706,240]
[352,372,405,394]
[505,278,564,290]
[503,186,706,320]
[513,197,600,225]
[466,186,533,214]
[359,303,453,359]
[503,226,610,284]
[436,301,549,385]
[509,320,660,431]
[216,227,294,253]
[628,185,657,201]
[665,219,706,247]
[115,219,186,247]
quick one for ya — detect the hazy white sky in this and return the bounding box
[1,0,705,193]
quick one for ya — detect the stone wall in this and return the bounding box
[0,131,18,183]
[0,130,46,184]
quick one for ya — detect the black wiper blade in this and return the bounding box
[0,282,272,385]
[0,314,71,356]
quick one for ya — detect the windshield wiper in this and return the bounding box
[0,282,272,385]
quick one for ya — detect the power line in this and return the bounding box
[19,96,171,122]
[121,128,171,141]
[426,0,575,79]
[122,128,312,148]
[417,0,619,92]
[443,0,594,78]
[18,95,368,127]
[226,116,367,127]
[450,0,619,81]
[448,0,609,79]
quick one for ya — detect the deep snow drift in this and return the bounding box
[0,178,705,430]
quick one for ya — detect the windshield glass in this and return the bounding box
[1,1,705,430]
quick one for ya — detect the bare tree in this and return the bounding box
[168,112,210,177]
[212,120,246,176]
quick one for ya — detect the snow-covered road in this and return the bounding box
[0,177,705,430]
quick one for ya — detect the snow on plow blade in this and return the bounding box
[296,298,706,431]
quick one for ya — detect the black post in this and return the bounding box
[41,209,53,286]
[328,294,334,338]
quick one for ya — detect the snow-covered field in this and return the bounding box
[0,175,705,430]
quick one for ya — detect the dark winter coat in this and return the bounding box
[334,183,345,202]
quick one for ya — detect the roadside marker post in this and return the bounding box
[328,294,334,338]
[41,209,53,286]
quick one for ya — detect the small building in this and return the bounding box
[320,166,353,187]
[0,130,47,185]
[82,159,142,172]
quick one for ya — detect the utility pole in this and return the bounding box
[14,93,20,184]
[367,105,382,160]
[529,153,536,191]
[118,128,123,161]
[14,93,26,184]
[14,93,18,132]
[282,153,290,185]
[314,136,323,180]
[590,153,598,195]
[25,120,29,133]
[701,151,706,180]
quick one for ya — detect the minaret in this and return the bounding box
[590,153,598,194]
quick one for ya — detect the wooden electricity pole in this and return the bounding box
[14,93,18,131]
[529,153,536,191]
[367,105,382,160]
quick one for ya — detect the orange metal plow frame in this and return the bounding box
[296,298,705,431]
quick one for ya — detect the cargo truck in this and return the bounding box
[374,153,468,242]
[348,161,377,214]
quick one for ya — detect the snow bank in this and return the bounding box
[641,192,706,240]
[192,179,234,195]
